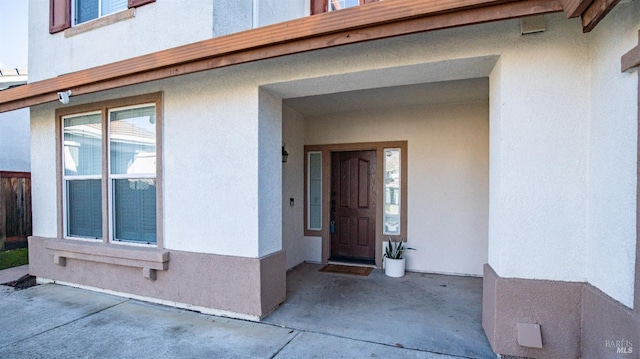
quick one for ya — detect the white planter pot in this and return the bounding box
[384,257,406,278]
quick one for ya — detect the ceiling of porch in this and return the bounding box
[283,77,489,117]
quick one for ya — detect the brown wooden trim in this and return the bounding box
[636,71,640,312]
[55,108,63,240]
[128,0,155,8]
[0,0,564,113]
[55,92,164,248]
[0,171,30,179]
[304,141,407,268]
[101,107,109,243]
[312,0,380,14]
[0,175,5,249]
[560,0,594,18]
[64,8,135,38]
[581,0,621,33]
[311,0,327,15]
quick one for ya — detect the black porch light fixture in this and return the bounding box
[282,143,289,163]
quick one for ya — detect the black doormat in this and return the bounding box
[319,264,373,276]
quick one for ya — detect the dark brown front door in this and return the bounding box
[330,150,376,262]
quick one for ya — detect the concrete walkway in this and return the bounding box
[0,264,28,284]
[0,264,493,358]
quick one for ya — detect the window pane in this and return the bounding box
[113,179,157,243]
[110,106,156,176]
[64,113,102,176]
[102,0,128,16]
[308,152,322,230]
[383,149,400,235]
[329,0,359,11]
[76,0,99,23]
[67,179,102,238]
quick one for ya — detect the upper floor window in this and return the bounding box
[74,0,127,25]
[311,0,380,15]
[329,0,359,11]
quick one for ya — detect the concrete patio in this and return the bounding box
[265,264,494,358]
[0,263,494,358]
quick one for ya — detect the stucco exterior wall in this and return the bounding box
[256,0,308,28]
[0,107,30,171]
[30,103,57,238]
[30,13,607,281]
[29,0,310,82]
[586,0,639,309]
[282,105,306,269]
[488,16,591,283]
[28,0,214,82]
[304,102,489,276]
[30,67,268,258]
[258,89,283,257]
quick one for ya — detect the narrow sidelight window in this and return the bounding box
[307,151,322,231]
[383,148,400,235]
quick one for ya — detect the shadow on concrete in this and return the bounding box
[263,263,495,359]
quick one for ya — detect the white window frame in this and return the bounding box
[107,103,157,245]
[62,111,103,241]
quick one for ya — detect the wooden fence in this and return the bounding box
[0,171,32,251]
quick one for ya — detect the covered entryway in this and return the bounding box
[276,58,491,274]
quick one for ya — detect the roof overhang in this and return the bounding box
[0,0,619,113]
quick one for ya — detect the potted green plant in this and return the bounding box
[383,238,411,277]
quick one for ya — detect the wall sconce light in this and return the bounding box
[282,144,289,163]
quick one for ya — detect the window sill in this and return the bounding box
[65,8,135,38]
[46,238,169,280]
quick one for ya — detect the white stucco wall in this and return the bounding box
[212,0,253,37]
[28,0,214,82]
[487,16,590,282]
[304,102,489,276]
[258,89,283,256]
[256,0,308,28]
[30,103,58,238]
[282,105,307,269]
[30,67,270,258]
[586,1,640,308]
[0,108,30,171]
[29,0,310,82]
[29,11,636,289]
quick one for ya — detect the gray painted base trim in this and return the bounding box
[29,236,286,319]
[581,284,639,358]
[483,264,640,359]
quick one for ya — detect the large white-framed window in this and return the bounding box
[59,93,162,246]
[73,0,128,25]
